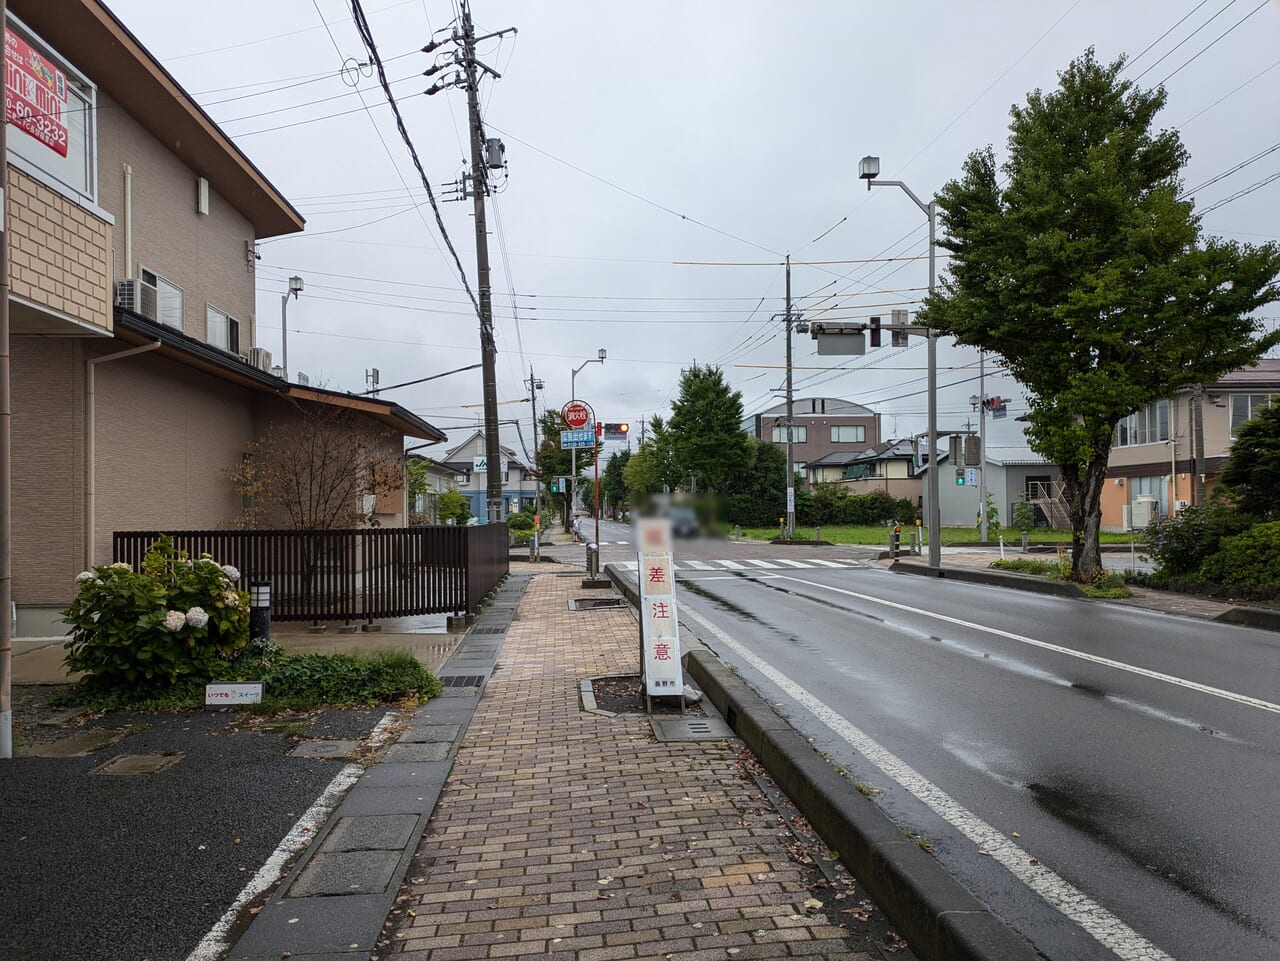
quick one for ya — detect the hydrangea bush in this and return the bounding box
[62,536,251,693]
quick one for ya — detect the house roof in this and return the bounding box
[1207,358,1280,390]
[12,0,304,239]
[850,439,916,462]
[114,310,446,443]
[442,431,531,470]
[755,397,876,419]
[808,450,866,467]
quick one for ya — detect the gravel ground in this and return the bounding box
[0,691,386,961]
[590,673,704,715]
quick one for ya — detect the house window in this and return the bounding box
[206,305,239,353]
[5,18,97,204]
[1113,399,1169,447]
[831,425,866,443]
[793,462,806,476]
[1129,473,1167,519]
[140,267,183,330]
[771,425,807,443]
[1229,393,1273,437]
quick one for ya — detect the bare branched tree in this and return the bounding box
[228,403,404,529]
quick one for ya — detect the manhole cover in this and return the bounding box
[92,753,184,775]
[439,675,485,688]
[650,717,733,742]
[569,597,625,611]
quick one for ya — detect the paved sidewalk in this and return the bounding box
[377,564,887,960]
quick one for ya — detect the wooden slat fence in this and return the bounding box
[112,525,509,621]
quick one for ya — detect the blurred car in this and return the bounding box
[669,505,700,537]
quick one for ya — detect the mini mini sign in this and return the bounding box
[205,682,264,706]
[636,517,683,698]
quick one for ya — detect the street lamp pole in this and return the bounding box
[280,275,303,382]
[569,348,606,530]
[860,156,941,569]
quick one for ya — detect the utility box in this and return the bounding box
[965,436,981,466]
[1131,495,1159,529]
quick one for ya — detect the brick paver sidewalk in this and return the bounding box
[379,569,881,960]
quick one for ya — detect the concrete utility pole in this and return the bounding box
[527,366,542,559]
[458,1,514,524]
[784,255,796,538]
[1191,385,1207,506]
[0,0,12,759]
[978,352,988,542]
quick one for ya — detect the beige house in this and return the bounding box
[8,1,445,633]
[835,439,922,504]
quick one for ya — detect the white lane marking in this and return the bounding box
[775,575,1280,715]
[775,559,817,568]
[744,559,782,569]
[715,559,748,570]
[680,604,1175,961]
[683,560,715,570]
[806,558,848,568]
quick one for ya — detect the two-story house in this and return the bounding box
[439,431,538,519]
[746,396,880,483]
[8,1,446,634]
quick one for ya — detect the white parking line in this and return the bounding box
[774,574,1280,715]
[679,605,1176,961]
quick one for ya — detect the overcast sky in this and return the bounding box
[106,0,1280,463]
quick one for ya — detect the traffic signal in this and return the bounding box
[550,479,559,493]
[603,422,630,439]
[955,469,966,486]
[869,316,881,348]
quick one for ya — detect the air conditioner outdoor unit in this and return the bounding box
[247,346,272,372]
[115,278,158,321]
[1131,495,1159,529]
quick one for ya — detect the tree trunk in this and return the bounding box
[1065,454,1108,581]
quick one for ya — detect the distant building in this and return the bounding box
[836,439,921,504]
[919,452,1062,529]
[439,431,538,519]
[746,397,880,483]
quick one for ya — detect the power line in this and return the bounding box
[1126,0,1212,71]
[1179,55,1280,126]
[1155,0,1270,86]
[1132,0,1244,81]
[1180,140,1280,199]
[1198,169,1280,214]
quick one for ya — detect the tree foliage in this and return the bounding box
[229,404,404,529]
[667,364,751,494]
[921,50,1280,578]
[723,439,787,527]
[437,487,471,525]
[1220,400,1280,519]
[602,449,631,513]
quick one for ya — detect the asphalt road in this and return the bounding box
[590,527,1279,961]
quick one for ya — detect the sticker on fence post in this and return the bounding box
[636,517,683,705]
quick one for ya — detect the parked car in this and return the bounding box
[669,505,700,538]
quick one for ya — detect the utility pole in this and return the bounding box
[978,351,988,542]
[527,365,542,559]
[784,256,795,538]
[1191,385,1206,506]
[457,1,514,524]
[0,0,12,759]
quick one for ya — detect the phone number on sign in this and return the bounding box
[6,95,69,156]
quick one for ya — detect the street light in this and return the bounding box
[861,155,941,570]
[568,348,606,529]
[280,274,303,383]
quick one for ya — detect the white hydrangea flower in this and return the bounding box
[75,571,94,583]
[163,610,186,632]
[223,590,241,607]
[220,564,241,582]
[109,562,132,571]
[185,607,209,629]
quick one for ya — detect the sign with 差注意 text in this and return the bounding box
[636,517,683,698]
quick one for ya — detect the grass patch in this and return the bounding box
[51,647,442,713]
[990,558,1131,598]
[734,525,1135,546]
[990,558,1061,577]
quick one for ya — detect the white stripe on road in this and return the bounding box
[806,558,849,568]
[744,559,782,569]
[683,560,715,570]
[774,575,1280,715]
[187,709,403,960]
[775,559,817,568]
[714,559,748,570]
[679,604,1175,961]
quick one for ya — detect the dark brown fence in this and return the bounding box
[112,525,509,622]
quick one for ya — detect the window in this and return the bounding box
[141,267,183,330]
[771,425,807,443]
[206,305,239,353]
[6,19,97,204]
[831,425,866,443]
[793,462,806,476]
[1230,394,1274,436]
[1129,474,1167,519]
[1113,399,1169,447]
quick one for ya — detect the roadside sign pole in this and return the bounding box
[594,428,600,556]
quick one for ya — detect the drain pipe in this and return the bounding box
[86,342,161,569]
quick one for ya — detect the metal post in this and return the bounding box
[570,367,578,532]
[280,293,288,382]
[0,0,10,759]
[926,202,940,569]
[529,365,540,560]
[978,351,988,542]
[784,256,796,538]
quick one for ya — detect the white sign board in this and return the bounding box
[636,517,683,697]
[966,467,978,487]
[205,682,264,706]
[473,456,510,476]
[560,428,596,450]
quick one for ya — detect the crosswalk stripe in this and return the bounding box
[775,559,816,568]
[683,560,714,570]
[744,559,782,569]
[714,560,747,570]
[807,559,848,568]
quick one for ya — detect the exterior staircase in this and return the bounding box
[1029,480,1071,529]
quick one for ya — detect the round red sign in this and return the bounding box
[562,400,592,430]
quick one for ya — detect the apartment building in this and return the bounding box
[746,396,880,482]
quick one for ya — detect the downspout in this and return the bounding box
[123,164,132,279]
[86,342,161,569]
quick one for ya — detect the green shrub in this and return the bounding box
[895,498,918,524]
[1012,496,1036,533]
[62,536,250,694]
[1198,521,1280,591]
[991,558,1060,576]
[1144,500,1253,576]
[507,512,534,532]
[257,650,442,706]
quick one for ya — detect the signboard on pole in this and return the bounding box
[636,517,684,698]
[560,429,595,450]
[562,400,592,430]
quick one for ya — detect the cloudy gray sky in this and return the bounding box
[107,0,1280,463]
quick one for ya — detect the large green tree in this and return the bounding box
[922,50,1280,579]
[1221,400,1280,519]
[667,364,752,495]
[601,449,631,515]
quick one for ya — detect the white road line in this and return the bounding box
[744,559,782,569]
[775,559,816,568]
[683,560,715,570]
[714,559,748,570]
[775,575,1280,715]
[680,604,1175,961]
[806,559,848,568]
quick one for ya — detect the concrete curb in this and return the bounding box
[604,562,1041,961]
[891,560,1087,599]
[1214,605,1280,631]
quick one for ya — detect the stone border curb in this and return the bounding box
[891,560,1087,598]
[1214,606,1280,631]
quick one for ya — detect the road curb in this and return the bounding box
[890,560,1087,598]
[1214,605,1280,631]
[604,562,1041,961]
